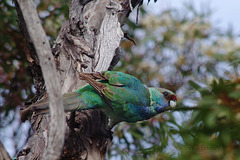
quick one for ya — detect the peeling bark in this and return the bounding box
[16,0,143,159]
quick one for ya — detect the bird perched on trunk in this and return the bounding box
[21,71,177,128]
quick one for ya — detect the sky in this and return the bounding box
[145,0,240,36]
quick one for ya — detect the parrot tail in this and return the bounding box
[21,91,89,122]
[20,97,50,122]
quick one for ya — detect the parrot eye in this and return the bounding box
[163,92,169,97]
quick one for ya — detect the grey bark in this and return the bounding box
[15,0,66,160]
[15,0,143,159]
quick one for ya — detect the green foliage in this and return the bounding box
[177,79,240,159]
[0,0,32,113]
[111,2,240,160]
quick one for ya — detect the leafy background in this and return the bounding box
[0,0,240,159]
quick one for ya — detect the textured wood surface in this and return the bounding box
[15,0,143,159]
[15,0,66,160]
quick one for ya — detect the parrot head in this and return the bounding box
[149,87,177,113]
[158,88,177,108]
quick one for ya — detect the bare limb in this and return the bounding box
[15,0,65,159]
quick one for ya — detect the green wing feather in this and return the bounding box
[100,71,150,106]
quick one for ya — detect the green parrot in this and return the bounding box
[21,71,177,128]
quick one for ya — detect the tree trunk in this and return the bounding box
[16,0,143,159]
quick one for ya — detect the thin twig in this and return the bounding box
[163,106,201,112]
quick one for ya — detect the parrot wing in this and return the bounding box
[78,71,150,107]
[78,72,116,110]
